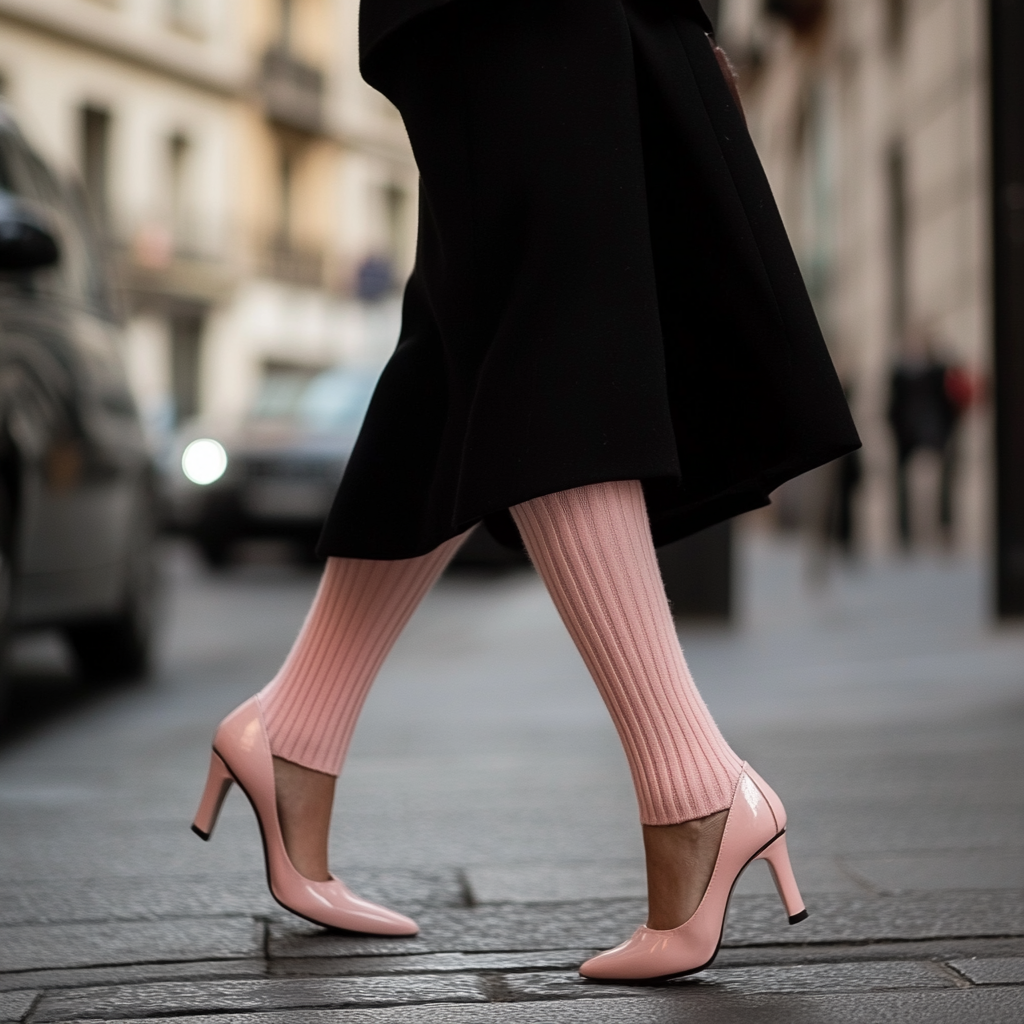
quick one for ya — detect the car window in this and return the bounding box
[0,143,14,193]
[251,367,319,419]
[298,369,378,432]
[250,367,379,432]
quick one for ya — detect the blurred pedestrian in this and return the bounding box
[192,0,859,982]
[803,382,863,584]
[888,324,973,548]
[833,447,863,552]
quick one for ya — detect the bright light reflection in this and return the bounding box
[181,438,228,485]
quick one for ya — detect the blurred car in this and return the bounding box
[166,363,532,569]
[164,366,379,565]
[0,107,158,700]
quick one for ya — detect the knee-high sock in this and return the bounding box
[511,480,742,825]
[258,531,469,776]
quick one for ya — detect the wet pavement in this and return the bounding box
[0,533,1022,1022]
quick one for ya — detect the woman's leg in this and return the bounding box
[511,480,743,927]
[256,529,470,878]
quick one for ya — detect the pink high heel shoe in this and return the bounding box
[579,764,807,980]
[192,696,418,936]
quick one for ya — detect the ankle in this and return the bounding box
[273,756,336,882]
[643,809,728,930]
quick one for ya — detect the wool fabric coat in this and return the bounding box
[317,0,861,559]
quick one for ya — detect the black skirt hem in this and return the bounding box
[315,436,857,561]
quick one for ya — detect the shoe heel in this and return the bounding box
[757,833,808,925]
[192,751,233,841]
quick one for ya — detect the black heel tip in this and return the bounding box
[789,909,809,925]
[191,824,210,841]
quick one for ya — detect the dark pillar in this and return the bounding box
[990,0,1024,616]
[657,520,732,621]
[169,307,205,426]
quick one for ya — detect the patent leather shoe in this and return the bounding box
[579,764,806,980]
[192,696,418,936]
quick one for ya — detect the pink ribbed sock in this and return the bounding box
[511,480,743,825]
[258,530,469,776]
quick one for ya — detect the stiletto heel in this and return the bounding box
[756,831,808,924]
[192,696,418,936]
[580,763,807,981]
[191,751,233,840]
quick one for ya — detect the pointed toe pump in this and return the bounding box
[192,696,418,936]
[579,764,807,981]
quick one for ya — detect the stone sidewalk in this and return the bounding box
[0,535,1022,1022]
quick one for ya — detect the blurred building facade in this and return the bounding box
[719,0,990,555]
[0,0,416,439]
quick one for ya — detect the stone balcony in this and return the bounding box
[258,46,325,135]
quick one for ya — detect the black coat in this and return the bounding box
[360,0,712,69]
[318,0,860,559]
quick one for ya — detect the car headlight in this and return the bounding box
[181,438,228,485]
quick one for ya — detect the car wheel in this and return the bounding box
[66,493,159,683]
[198,535,231,569]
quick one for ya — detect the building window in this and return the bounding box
[264,142,323,286]
[168,131,192,251]
[80,105,112,226]
[278,149,294,249]
[279,0,294,52]
[382,183,405,260]
[886,0,906,54]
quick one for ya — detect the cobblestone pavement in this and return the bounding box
[0,534,1022,1022]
